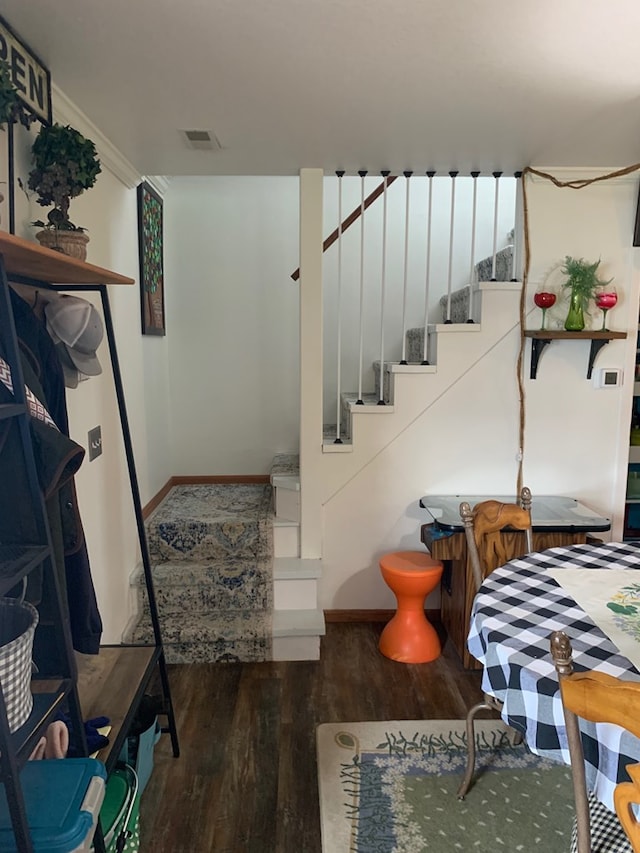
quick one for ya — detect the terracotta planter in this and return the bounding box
[35,229,89,262]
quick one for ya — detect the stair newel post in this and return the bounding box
[444,171,459,324]
[334,170,345,443]
[400,171,413,364]
[421,171,436,364]
[467,171,480,324]
[512,171,523,281]
[356,170,367,405]
[378,170,391,405]
[490,171,503,281]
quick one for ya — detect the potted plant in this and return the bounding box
[561,256,613,331]
[27,122,101,260]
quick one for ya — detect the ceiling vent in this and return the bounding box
[182,129,222,151]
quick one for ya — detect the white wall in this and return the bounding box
[8,97,173,643]
[314,170,640,610]
[163,177,300,475]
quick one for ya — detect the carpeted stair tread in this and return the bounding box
[270,453,299,478]
[138,563,271,613]
[153,638,271,664]
[145,483,273,563]
[133,608,272,644]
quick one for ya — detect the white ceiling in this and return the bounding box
[3,0,640,177]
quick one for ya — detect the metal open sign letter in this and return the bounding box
[0,16,51,125]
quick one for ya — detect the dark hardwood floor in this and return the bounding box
[140,621,486,853]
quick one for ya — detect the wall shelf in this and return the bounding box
[523,330,627,379]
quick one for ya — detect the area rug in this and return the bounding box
[317,719,575,853]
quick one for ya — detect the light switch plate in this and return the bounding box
[88,425,102,460]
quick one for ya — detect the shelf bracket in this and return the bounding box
[529,337,552,379]
[587,339,610,379]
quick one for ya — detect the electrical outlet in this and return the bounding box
[88,426,102,461]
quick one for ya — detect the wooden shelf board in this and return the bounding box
[77,644,159,768]
[0,231,134,286]
[523,329,627,341]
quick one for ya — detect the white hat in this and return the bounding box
[45,294,103,378]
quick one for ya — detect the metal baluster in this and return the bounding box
[512,171,523,281]
[467,171,480,323]
[490,171,503,281]
[400,171,412,363]
[444,171,458,323]
[334,170,345,443]
[356,170,367,405]
[421,171,435,364]
[378,171,390,404]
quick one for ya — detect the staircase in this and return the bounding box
[129,279,523,662]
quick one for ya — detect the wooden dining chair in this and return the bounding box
[456,487,533,799]
[550,630,638,853]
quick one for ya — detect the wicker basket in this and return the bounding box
[35,229,90,261]
[0,598,38,732]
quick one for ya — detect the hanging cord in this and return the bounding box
[515,161,640,494]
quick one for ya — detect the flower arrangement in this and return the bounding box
[561,256,613,331]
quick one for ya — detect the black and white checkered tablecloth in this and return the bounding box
[467,540,640,812]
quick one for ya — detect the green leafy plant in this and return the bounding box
[561,256,613,309]
[27,123,101,232]
[0,59,19,125]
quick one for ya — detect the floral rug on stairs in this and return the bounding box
[132,483,274,663]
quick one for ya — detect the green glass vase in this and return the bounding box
[564,289,585,331]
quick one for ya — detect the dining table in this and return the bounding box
[467,539,640,812]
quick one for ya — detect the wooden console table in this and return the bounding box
[419,494,611,669]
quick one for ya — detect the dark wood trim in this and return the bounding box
[142,475,271,519]
[142,480,174,519]
[291,175,398,281]
[170,474,270,485]
[324,608,440,623]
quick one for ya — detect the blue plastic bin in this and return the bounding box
[0,758,107,852]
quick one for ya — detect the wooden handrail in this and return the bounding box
[291,175,398,281]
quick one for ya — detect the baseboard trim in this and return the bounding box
[170,474,271,485]
[142,474,271,519]
[324,609,440,623]
[142,480,173,519]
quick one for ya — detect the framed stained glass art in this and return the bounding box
[137,181,165,335]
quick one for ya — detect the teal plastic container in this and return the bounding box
[0,758,107,852]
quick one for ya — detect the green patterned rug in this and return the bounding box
[316,719,575,852]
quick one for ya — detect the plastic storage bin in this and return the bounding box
[0,758,106,852]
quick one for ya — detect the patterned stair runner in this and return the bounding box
[132,483,274,663]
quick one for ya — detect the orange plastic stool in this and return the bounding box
[379,550,443,663]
